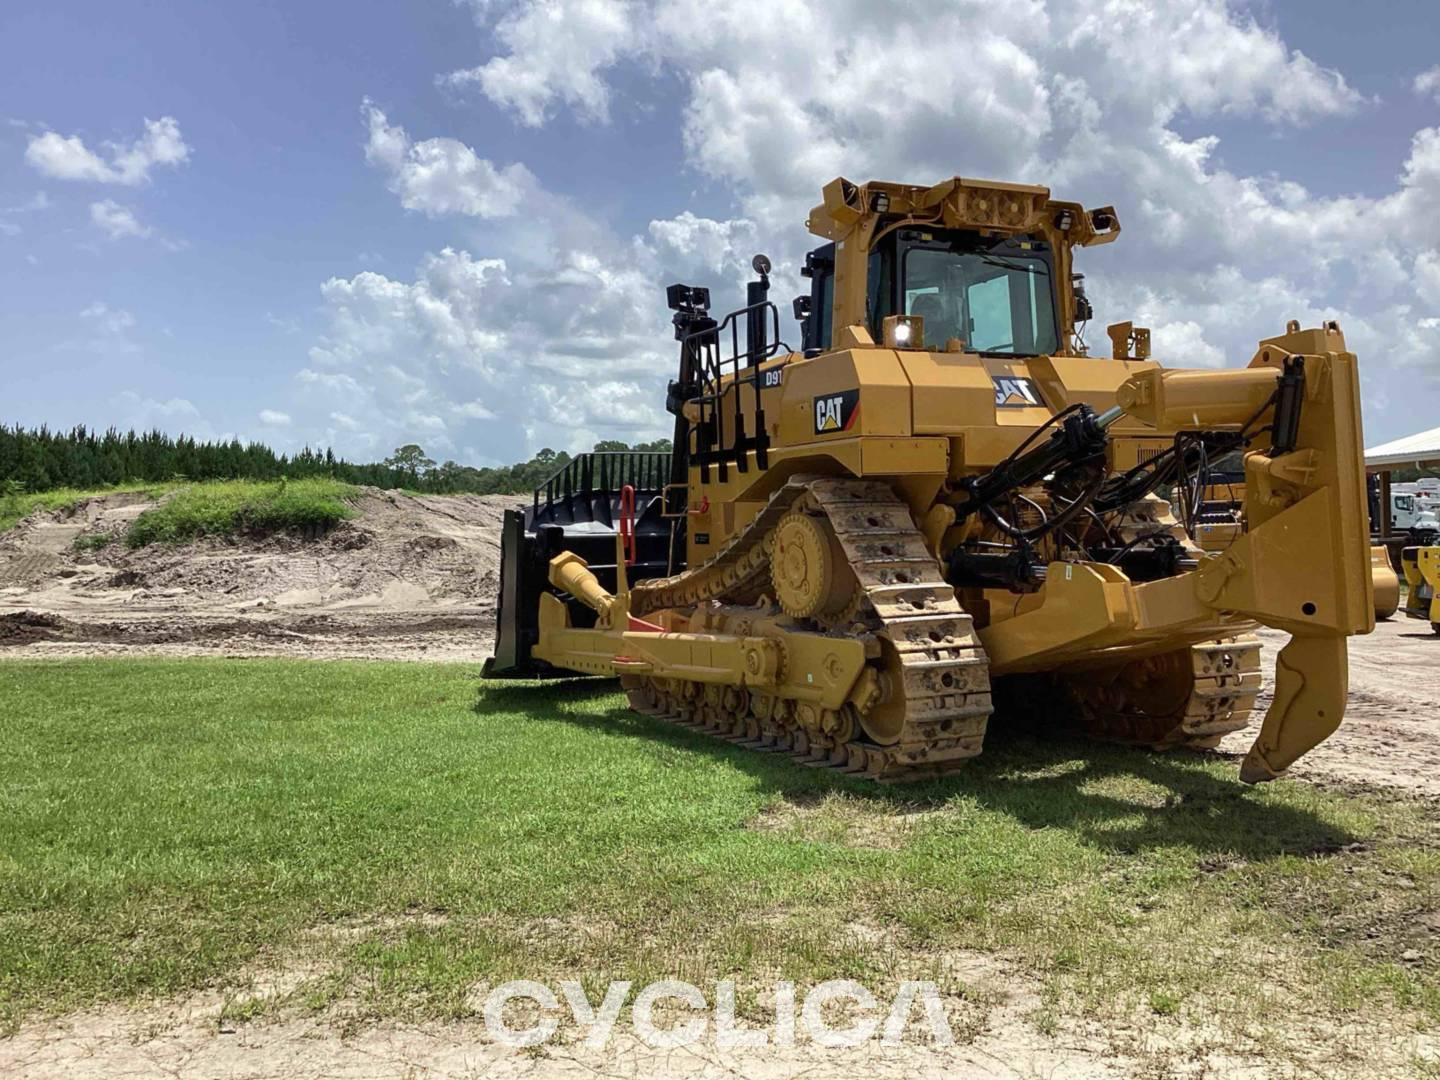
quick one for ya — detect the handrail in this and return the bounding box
[532,451,672,514]
[680,300,785,482]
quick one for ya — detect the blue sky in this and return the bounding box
[2,0,1438,466]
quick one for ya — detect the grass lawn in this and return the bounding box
[1,659,1438,1064]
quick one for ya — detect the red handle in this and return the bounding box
[619,484,636,567]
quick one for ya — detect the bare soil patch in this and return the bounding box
[6,926,1436,1079]
[0,922,1138,1080]
[1215,621,1440,797]
[0,489,517,661]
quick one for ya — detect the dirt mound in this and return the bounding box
[79,490,513,610]
[0,488,520,661]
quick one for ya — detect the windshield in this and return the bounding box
[901,242,1058,355]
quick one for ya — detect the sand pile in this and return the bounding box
[0,488,521,661]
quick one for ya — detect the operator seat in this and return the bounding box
[908,294,953,349]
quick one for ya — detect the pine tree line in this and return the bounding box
[0,425,672,496]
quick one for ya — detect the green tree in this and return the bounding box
[384,444,436,479]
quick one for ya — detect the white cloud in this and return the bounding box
[89,199,151,240]
[1417,66,1440,103]
[464,2,1439,383]
[407,412,447,432]
[76,302,141,357]
[114,390,202,426]
[0,192,51,236]
[79,301,138,347]
[648,212,758,278]
[330,411,362,430]
[454,400,497,420]
[265,312,301,334]
[1416,251,1440,310]
[448,0,1363,213]
[311,0,1439,456]
[25,117,190,185]
[362,102,536,218]
[259,409,292,426]
[442,0,634,125]
[298,232,695,453]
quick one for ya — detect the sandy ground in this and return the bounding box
[1217,621,1440,796]
[0,489,516,662]
[0,965,1140,1080]
[3,492,1439,1077]
[11,937,1419,1080]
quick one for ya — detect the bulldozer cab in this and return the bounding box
[800,176,1119,359]
[799,228,1061,357]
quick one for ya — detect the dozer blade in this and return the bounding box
[1120,322,1373,782]
[983,323,1372,783]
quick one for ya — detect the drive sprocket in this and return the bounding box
[770,509,858,624]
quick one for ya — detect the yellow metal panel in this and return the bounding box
[774,348,912,445]
[896,350,996,433]
[859,438,948,476]
[1028,355,1159,430]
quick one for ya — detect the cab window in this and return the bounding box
[899,239,1057,355]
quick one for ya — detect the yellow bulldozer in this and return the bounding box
[486,176,1374,784]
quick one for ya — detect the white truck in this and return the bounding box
[1391,490,1440,543]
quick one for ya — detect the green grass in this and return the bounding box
[0,484,167,532]
[123,478,356,546]
[0,659,1437,1064]
[0,479,356,546]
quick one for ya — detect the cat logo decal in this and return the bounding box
[992,376,1044,408]
[813,390,860,434]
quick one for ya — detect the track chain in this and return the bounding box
[623,476,1253,775]
[625,477,993,781]
[1061,633,1263,749]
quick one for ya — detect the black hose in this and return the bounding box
[1103,528,1172,564]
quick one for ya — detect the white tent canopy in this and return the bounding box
[1365,425,1440,470]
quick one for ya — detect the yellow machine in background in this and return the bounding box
[488,175,1374,784]
[1402,547,1440,633]
[1372,547,1401,620]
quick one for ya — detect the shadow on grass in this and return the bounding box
[474,677,1357,862]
